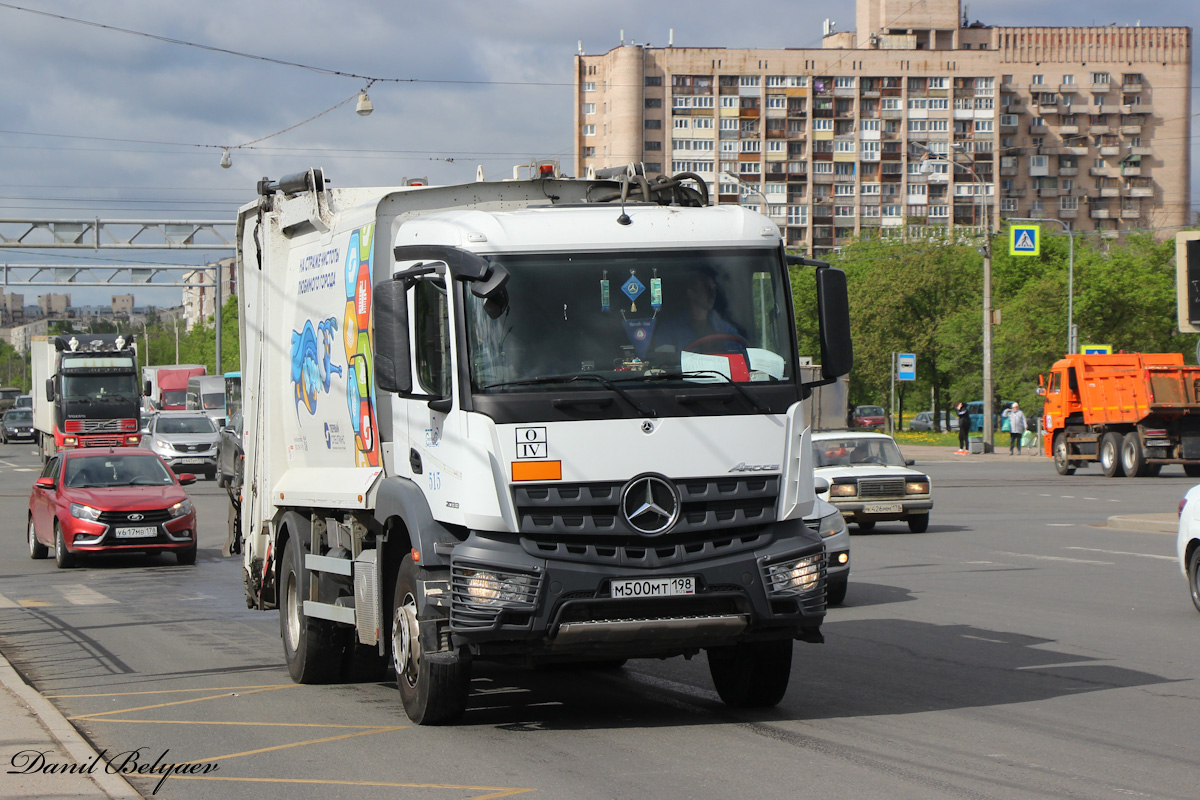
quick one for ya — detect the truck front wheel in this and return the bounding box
[279,538,343,684]
[391,556,470,724]
[707,639,793,708]
[1099,433,1124,478]
[1053,433,1075,475]
[1121,432,1149,477]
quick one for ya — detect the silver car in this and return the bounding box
[808,493,850,606]
[143,411,219,480]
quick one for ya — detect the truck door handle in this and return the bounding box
[409,448,423,474]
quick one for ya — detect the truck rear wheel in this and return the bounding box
[1185,464,1200,478]
[707,639,793,708]
[1099,433,1124,478]
[279,538,343,684]
[1053,433,1075,475]
[1121,432,1149,477]
[391,556,470,724]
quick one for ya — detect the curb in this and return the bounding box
[0,649,142,799]
[1105,514,1178,534]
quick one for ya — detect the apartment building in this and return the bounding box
[574,0,1191,255]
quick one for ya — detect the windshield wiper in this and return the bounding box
[630,370,769,413]
[483,374,655,417]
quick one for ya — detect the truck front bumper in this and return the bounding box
[444,522,826,659]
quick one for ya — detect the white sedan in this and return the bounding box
[1176,485,1200,613]
[812,431,932,533]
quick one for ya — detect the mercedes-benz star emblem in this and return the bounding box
[620,474,680,536]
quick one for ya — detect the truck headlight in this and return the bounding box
[829,482,857,497]
[69,502,102,522]
[457,568,538,607]
[763,553,822,595]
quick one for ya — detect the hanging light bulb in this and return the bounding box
[220,148,232,169]
[356,89,374,117]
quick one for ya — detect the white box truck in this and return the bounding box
[235,164,852,723]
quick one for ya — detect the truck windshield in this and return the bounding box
[161,390,186,407]
[464,248,794,392]
[62,374,141,404]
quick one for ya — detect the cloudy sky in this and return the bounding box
[0,0,1195,307]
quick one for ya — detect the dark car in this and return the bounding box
[27,448,199,568]
[852,405,887,430]
[1,408,36,443]
[909,410,959,433]
[217,410,244,490]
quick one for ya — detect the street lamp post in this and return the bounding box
[1008,216,1075,354]
[162,309,181,364]
[915,142,994,452]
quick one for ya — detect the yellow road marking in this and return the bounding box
[167,775,534,798]
[84,718,395,729]
[69,684,295,720]
[48,684,293,699]
[173,725,409,766]
[18,599,51,607]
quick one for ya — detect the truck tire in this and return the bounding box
[1189,548,1200,615]
[279,538,343,684]
[391,555,470,724]
[1120,432,1148,477]
[1185,464,1200,478]
[707,639,792,708]
[1053,433,1075,475]
[1099,432,1124,478]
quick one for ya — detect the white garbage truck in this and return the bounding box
[235,163,853,723]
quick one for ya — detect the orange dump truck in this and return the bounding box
[1042,352,1200,477]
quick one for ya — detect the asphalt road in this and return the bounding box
[0,442,1197,800]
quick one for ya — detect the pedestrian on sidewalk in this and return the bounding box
[1002,402,1027,454]
[955,402,970,454]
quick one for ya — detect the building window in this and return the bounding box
[813,119,833,131]
[582,103,596,115]
[929,77,948,90]
[645,98,662,109]
[834,76,855,89]
[739,75,760,87]
[1001,198,1018,212]
[694,117,713,129]
[787,206,808,225]
[1091,72,1111,85]
[1060,196,1078,211]
[644,141,662,151]
[644,119,662,129]
[645,76,663,87]
[928,97,949,110]
[582,82,596,92]
[813,162,834,174]
[835,140,855,153]
[766,96,786,110]
[1031,75,1044,85]
[582,146,595,157]
[1062,74,1075,85]
[720,96,739,108]
[582,124,595,136]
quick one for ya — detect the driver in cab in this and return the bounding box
[654,271,745,355]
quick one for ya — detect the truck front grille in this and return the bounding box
[513,476,779,537]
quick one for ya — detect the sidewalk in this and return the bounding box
[0,649,140,799]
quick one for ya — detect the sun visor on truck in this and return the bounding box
[393,245,509,299]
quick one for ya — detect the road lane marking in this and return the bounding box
[994,551,1113,565]
[0,594,17,608]
[1065,547,1176,561]
[48,684,294,699]
[18,599,50,607]
[167,775,534,798]
[1047,523,1075,527]
[58,585,118,605]
[70,684,296,719]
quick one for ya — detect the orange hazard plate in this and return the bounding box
[512,461,562,481]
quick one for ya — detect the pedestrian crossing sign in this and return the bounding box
[1009,225,1040,256]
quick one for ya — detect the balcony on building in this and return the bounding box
[1058,82,1081,94]
[1090,166,1115,177]
[1058,167,1079,177]
[1090,206,1113,219]
[1059,125,1080,135]
[1120,207,1141,219]
[1100,185,1120,198]
[1058,207,1079,219]
[1030,123,1050,135]
[1006,187,1027,198]
[1122,74,1144,93]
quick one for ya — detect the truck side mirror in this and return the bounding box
[373,280,413,394]
[815,267,853,381]
[144,380,152,397]
[45,377,55,402]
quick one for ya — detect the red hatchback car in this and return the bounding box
[27,448,199,568]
